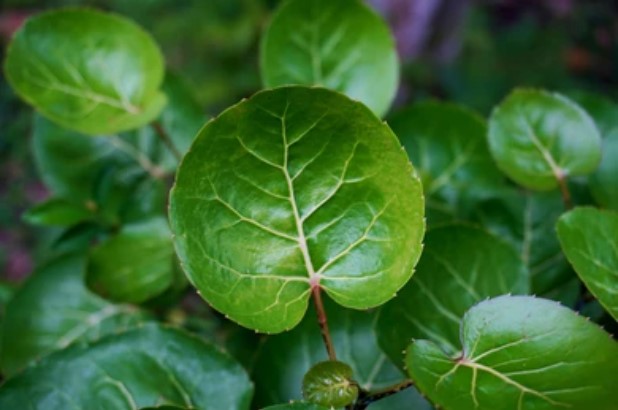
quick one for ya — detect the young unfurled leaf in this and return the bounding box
[0,324,253,410]
[302,360,358,408]
[407,296,618,410]
[488,89,601,191]
[263,404,329,410]
[170,86,424,333]
[0,254,147,376]
[5,9,166,135]
[251,300,406,407]
[378,225,529,368]
[557,207,618,320]
[86,217,176,304]
[389,101,506,223]
[260,0,398,117]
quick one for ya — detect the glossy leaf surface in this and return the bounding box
[389,101,506,223]
[378,225,529,368]
[302,361,358,408]
[86,217,175,303]
[557,207,618,320]
[252,300,406,408]
[260,0,398,116]
[407,296,618,410]
[0,254,147,376]
[5,9,166,135]
[0,324,253,410]
[488,89,601,190]
[170,86,424,333]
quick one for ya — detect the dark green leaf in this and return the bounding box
[473,189,572,296]
[407,295,618,410]
[378,225,529,368]
[567,91,618,137]
[5,8,166,135]
[488,89,601,190]
[302,361,358,408]
[159,72,206,162]
[590,129,618,210]
[252,300,405,408]
[0,324,253,410]
[23,197,94,226]
[170,86,424,333]
[0,254,147,376]
[557,207,618,320]
[87,217,175,304]
[260,0,398,116]
[389,101,506,223]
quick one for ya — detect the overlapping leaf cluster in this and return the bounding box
[1,1,617,410]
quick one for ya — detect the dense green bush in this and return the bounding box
[1,1,617,409]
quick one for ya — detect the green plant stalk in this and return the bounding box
[556,171,572,209]
[311,285,337,361]
[152,120,183,163]
[354,380,414,409]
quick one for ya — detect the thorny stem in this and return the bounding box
[152,120,183,163]
[556,171,572,210]
[311,285,337,361]
[354,380,414,409]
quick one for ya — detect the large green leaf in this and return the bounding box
[406,295,618,410]
[590,129,618,210]
[170,86,424,333]
[5,8,166,135]
[557,207,618,320]
[0,254,147,376]
[377,225,529,368]
[0,324,254,410]
[86,217,175,304]
[260,0,398,117]
[389,101,506,223]
[488,89,601,190]
[251,301,405,407]
[473,189,572,296]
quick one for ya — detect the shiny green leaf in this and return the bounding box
[407,296,618,410]
[5,8,166,135]
[252,300,405,408]
[170,86,424,333]
[23,197,94,226]
[389,101,506,223]
[378,225,529,368]
[302,361,358,408]
[87,217,175,304]
[488,89,601,190]
[557,207,618,320]
[260,0,398,116]
[590,129,618,210]
[0,254,147,376]
[0,324,253,410]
